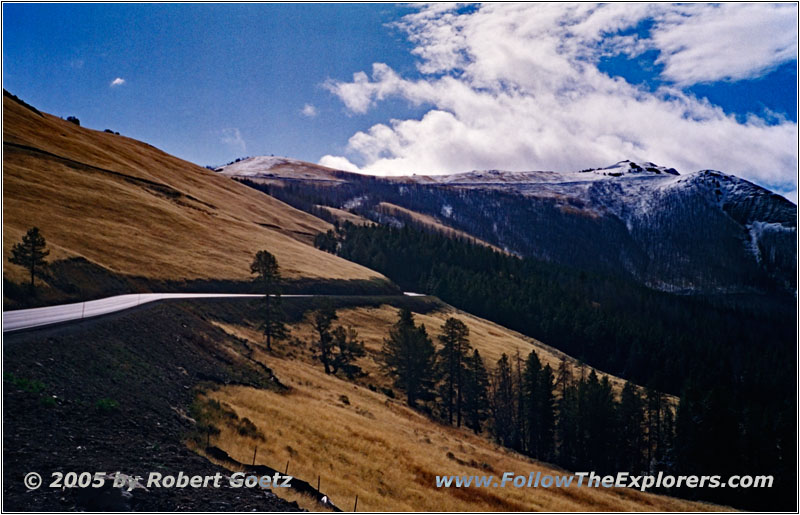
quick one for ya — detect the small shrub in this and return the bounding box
[237,417,265,440]
[95,398,119,413]
[66,116,80,126]
[40,396,57,408]
[4,372,46,393]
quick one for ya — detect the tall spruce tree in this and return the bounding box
[537,364,556,461]
[490,354,516,447]
[250,250,288,351]
[380,308,436,407]
[436,317,471,426]
[523,350,543,457]
[311,301,338,374]
[514,351,526,452]
[617,381,645,473]
[463,349,490,434]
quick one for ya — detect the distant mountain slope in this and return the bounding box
[220,157,796,296]
[2,92,385,298]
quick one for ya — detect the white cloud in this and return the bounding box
[110,77,125,87]
[319,154,361,172]
[651,4,798,84]
[301,103,318,117]
[221,128,246,154]
[321,3,797,194]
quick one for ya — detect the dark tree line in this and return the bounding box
[377,305,675,485]
[486,352,672,477]
[316,222,795,510]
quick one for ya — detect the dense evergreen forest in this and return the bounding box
[236,176,794,296]
[315,222,795,510]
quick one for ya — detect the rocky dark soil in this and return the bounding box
[3,299,301,512]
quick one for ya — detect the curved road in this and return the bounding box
[3,292,425,333]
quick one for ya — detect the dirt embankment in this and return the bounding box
[3,299,301,512]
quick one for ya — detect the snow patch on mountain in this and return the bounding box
[218,155,345,182]
[747,221,797,263]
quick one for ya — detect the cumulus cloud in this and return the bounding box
[221,127,246,154]
[321,3,797,194]
[319,154,361,172]
[301,103,318,117]
[110,77,125,87]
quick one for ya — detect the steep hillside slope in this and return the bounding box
[191,298,715,512]
[2,92,385,300]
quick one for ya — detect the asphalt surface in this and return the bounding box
[3,292,426,332]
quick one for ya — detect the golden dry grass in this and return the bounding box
[316,205,373,226]
[206,361,718,512]
[2,94,383,284]
[204,303,710,510]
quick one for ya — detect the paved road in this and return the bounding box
[3,292,424,333]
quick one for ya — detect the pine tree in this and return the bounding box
[514,350,526,451]
[250,250,287,351]
[537,364,556,461]
[311,301,338,374]
[463,349,490,433]
[436,317,471,425]
[555,356,572,399]
[557,380,580,469]
[490,354,516,447]
[10,227,50,292]
[617,381,645,473]
[380,308,436,407]
[645,386,662,471]
[330,325,366,378]
[523,350,543,457]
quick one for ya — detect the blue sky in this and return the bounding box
[3,3,427,164]
[2,3,797,199]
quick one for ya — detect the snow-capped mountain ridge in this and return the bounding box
[217,155,795,295]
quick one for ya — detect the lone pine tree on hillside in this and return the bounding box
[311,300,337,374]
[250,250,288,351]
[10,227,50,292]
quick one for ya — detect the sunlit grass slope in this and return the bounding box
[2,92,383,285]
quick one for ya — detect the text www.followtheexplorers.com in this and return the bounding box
[436,471,774,491]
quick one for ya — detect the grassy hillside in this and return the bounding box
[196,298,701,511]
[2,92,384,298]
